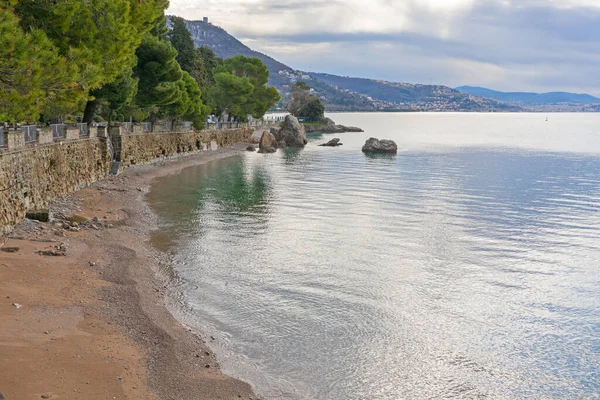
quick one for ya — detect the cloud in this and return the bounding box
[167,0,600,95]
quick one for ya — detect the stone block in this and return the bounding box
[38,128,53,144]
[7,130,25,150]
[66,128,79,140]
[108,126,123,136]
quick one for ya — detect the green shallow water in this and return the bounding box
[149,113,600,399]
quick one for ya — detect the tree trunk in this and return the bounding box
[82,100,98,126]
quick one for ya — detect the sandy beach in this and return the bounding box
[0,144,256,400]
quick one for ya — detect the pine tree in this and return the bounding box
[12,0,168,120]
[212,55,280,121]
[0,6,77,122]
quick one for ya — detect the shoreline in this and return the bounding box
[0,144,257,400]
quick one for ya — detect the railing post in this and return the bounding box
[7,130,26,150]
[38,127,53,144]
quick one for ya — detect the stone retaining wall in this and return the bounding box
[0,138,110,233]
[113,128,252,168]
[0,128,252,232]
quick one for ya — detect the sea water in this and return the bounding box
[148,113,600,399]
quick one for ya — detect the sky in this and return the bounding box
[168,0,600,95]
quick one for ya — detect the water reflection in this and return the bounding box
[148,155,274,243]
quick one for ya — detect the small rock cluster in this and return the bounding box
[304,118,364,134]
[257,115,308,154]
[37,242,67,257]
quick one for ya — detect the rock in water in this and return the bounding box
[246,145,256,152]
[257,131,278,153]
[319,138,343,147]
[273,115,307,147]
[361,137,398,154]
[259,130,277,149]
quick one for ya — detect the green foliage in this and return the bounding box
[293,81,311,92]
[134,33,184,109]
[14,0,164,90]
[161,71,210,129]
[1,0,166,121]
[300,96,325,122]
[212,55,280,120]
[169,16,197,75]
[196,47,222,86]
[94,67,139,120]
[0,4,276,128]
[135,16,209,128]
[288,81,325,121]
[209,72,254,120]
[0,6,78,122]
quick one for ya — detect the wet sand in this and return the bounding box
[0,144,256,400]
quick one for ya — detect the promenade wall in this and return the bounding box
[0,124,252,232]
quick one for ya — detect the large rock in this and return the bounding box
[303,118,364,134]
[361,138,398,154]
[273,115,307,147]
[257,133,276,154]
[259,130,277,149]
[258,130,278,153]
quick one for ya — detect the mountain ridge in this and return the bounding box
[180,18,518,112]
[457,86,600,105]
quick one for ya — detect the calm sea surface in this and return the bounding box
[148,113,600,399]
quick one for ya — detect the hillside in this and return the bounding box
[457,86,600,105]
[311,73,519,112]
[180,18,518,112]
[182,18,378,111]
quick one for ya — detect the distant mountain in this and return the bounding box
[311,73,519,111]
[180,18,518,112]
[457,86,600,105]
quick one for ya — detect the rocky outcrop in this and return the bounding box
[319,138,343,147]
[304,124,364,134]
[304,118,364,134]
[361,138,398,154]
[258,130,278,153]
[273,115,307,147]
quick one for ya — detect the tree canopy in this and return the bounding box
[211,55,280,121]
[288,81,325,122]
[0,6,280,127]
[0,6,77,121]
